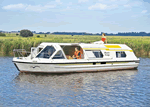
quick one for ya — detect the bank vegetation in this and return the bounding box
[0,33,150,57]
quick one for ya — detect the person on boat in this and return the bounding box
[72,47,81,59]
[101,33,107,44]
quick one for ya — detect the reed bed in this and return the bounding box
[0,33,150,57]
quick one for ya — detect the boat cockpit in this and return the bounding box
[30,43,85,60]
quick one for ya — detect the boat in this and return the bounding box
[13,42,140,73]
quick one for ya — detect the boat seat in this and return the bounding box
[66,55,73,59]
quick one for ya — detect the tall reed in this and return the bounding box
[0,34,150,57]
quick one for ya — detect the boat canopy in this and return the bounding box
[31,42,134,60]
[39,42,132,51]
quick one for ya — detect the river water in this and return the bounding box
[0,57,150,107]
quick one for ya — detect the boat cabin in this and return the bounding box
[29,42,137,62]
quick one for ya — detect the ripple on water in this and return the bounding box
[0,57,150,106]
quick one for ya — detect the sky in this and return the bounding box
[0,0,150,33]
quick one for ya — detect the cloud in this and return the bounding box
[25,4,56,12]
[2,3,26,10]
[2,3,56,12]
[124,4,131,8]
[131,15,138,17]
[78,0,88,3]
[55,0,62,4]
[61,6,71,11]
[88,3,107,10]
[88,0,145,11]
[88,3,118,10]
[109,0,117,1]
[68,2,73,5]
[141,10,147,14]
[124,1,143,8]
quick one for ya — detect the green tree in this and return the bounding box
[20,29,33,37]
[0,33,6,37]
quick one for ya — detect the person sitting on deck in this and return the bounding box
[72,47,81,59]
[101,33,107,44]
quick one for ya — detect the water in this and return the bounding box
[0,57,150,107]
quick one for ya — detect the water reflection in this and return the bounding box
[15,70,138,90]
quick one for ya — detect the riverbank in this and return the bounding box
[0,34,150,57]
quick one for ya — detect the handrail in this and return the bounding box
[13,49,54,58]
[13,49,65,59]
[13,49,30,58]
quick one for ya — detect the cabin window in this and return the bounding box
[116,51,126,58]
[86,51,95,58]
[52,50,65,59]
[104,52,110,56]
[38,47,43,53]
[36,46,56,59]
[93,51,103,58]
[85,50,103,59]
[61,45,84,59]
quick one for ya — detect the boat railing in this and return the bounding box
[13,49,54,59]
[13,49,31,58]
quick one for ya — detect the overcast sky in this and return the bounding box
[0,0,150,33]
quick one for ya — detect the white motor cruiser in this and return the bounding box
[13,42,139,73]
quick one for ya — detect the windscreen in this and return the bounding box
[36,46,56,59]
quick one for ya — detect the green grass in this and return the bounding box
[0,33,150,57]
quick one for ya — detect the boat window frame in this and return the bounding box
[60,45,84,60]
[104,52,110,56]
[52,50,66,59]
[93,50,103,58]
[85,50,96,58]
[38,47,43,53]
[116,51,126,58]
[36,45,56,59]
[85,50,104,59]
[30,47,37,59]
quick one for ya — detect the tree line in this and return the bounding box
[51,32,150,36]
[1,30,150,36]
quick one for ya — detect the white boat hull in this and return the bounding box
[14,62,139,73]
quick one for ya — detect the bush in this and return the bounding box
[16,33,19,36]
[0,33,6,37]
[20,29,33,37]
[37,35,40,38]
[45,34,47,37]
